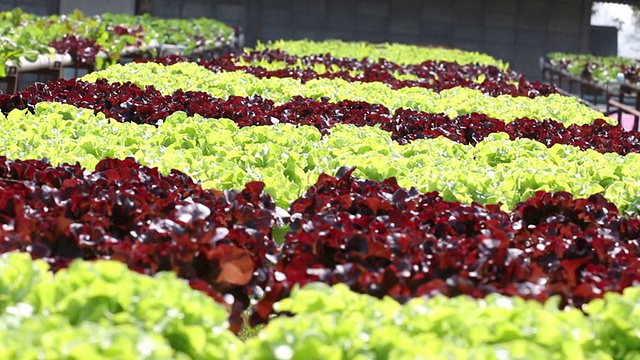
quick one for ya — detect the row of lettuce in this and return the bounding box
[3,150,640,322]
[143,49,553,97]
[79,62,604,124]
[2,39,639,358]
[0,78,632,151]
[1,139,640,358]
[0,8,237,76]
[251,40,505,68]
[2,250,640,359]
[546,52,640,84]
[1,103,637,211]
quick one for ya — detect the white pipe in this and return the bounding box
[3,34,239,75]
[5,53,74,72]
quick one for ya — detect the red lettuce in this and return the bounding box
[250,167,640,326]
[0,81,631,155]
[145,50,557,98]
[49,35,101,67]
[0,156,281,332]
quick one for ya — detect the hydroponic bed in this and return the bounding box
[1,36,640,359]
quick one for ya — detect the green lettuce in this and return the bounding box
[81,62,609,126]
[251,39,507,68]
[0,252,241,359]
[244,282,618,359]
[0,103,637,212]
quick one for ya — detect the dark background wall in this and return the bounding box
[0,0,57,14]
[146,0,595,80]
[590,25,618,56]
[1,0,597,80]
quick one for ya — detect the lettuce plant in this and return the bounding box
[81,62,608,126]
[251,39,508,68]
[0,8,236,75]
[0,81,631,155]
[251,167,640,326]
[144,51,556,98]
[547,52,639,84]
[0,103,637,212]
[0,154,281,331]
[0,252,242,359]
[245,282,615,359]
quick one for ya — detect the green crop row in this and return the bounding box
[250,39,508,68]
[0,252,241,359]
[0,8,235,75]
[2,251,639,359]
[247,282,639,360]
[1,102,638,213]
[233,57,424,82]
[229,56,511,88]
[81,62,609,126]
[547,52,639,84]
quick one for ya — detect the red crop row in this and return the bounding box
[50,35,102,67]
[0,79,633,154]
[2,157,640,330]
[251,167,640,326]
[146,51,557,97]
[0,156,280,332]
[49,36,554,97]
